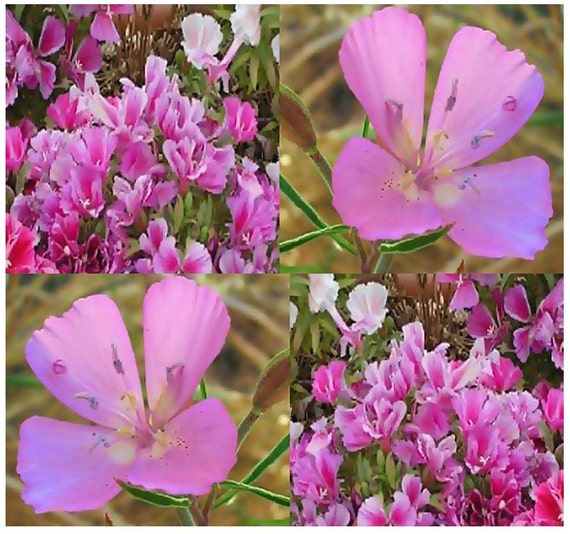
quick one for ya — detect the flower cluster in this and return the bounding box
[6,5,279,273]
[290,275,563,526]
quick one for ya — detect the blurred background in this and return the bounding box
[280,4,563,273]
[6,275,289,526]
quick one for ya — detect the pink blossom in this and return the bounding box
[312,361,346,404]
[6,214,36,273]
[358,496,387,526]
[480,356,522,392]
[70,5,132,43]
[542,388,563,433]
[332,7,551,259]
[346,282,388,334]
[17,278,237,512]
[224,97,258,143]
[437,273,498,310]
[181,14,223,69]
[230,5,261,46]
[534,470,563,525]
[308,274,339,313]
[47,93,91,130]
[6,125,28,173]
[315,503,351,526]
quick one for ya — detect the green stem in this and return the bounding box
[176,507,196,526]
[373,254,393,274]
[237,408,261,451]
[307,147,333,195]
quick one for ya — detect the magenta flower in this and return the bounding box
[542,387,564,434]
[332,6,551,259]
[223,97,258,143]
[17,277,237,513]
[70,4,133,43]
[312,360,346,404]
[437,273,498,310]
[6,125,28,173]
[534,470,563,525]
[315,503,351,526]
[6,214,37,273]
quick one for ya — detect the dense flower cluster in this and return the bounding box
[291,275,563,526]
[6,5,279,273]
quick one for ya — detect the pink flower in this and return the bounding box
[437,273,498,310]
[71,5,132,43]
[224,97,258,143]
[480,356,522,392]
[332,7,551,259]
[312,361,346,404]
[542,388,563,433]
[534,470,563,525]
[346,282,388,334]
[6,125,28,173]
[17,277,237,512]
[315,503,352,526]
[6,214,36,273]
[47,93,91,130]
[358,496,387,526]
[181,14,223,69]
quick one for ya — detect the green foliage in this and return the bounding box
[218,480,290,507]
[118,482,190,508]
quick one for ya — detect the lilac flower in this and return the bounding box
[332,6,551,259]
[17,278,237,512]
[312,361,346,404]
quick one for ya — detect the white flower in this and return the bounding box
[347,282,388,335]
[265,161,279,183]
[230,5,261,46]
[271,34,279,63]
[290,302,298,330]
[181,14,223,69]
[308,274,339,314]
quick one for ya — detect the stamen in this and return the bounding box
[52,359,67,375]
[385,99,403,122]
[111,343,124,375]
[90,435,112,453]
[120,391,138,412]
[502,96,517,112]
[75,392,99,409]
[458,177,480,195]
[471,131,494,149]
[445,78,458,112]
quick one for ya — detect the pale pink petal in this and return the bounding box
[17,416,127,513]
[125,399,237,495]
[332,138,442,240]
[426,26,544,171]
[358,496,387,526]
[436,157,551,259]
[513,326,532,363]
[143,278,230,423]
[38,16,66,56]
[182,242,213,274]
[70,5,98,17]
[449,280,479,310]
[504,284,532,322]
[37,60,56,99]
[91,11,120,43]
[339,7,426,166]
[25,295,144,428]
[152,239,180,274]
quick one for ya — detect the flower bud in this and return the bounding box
[252,348,290,413]
[279,84,318,153]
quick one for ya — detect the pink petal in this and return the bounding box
[91,11,120,43]
[437,156,551,259]
[142,278,230,423]
[504,284,532,322]
[449,280,479,310]
[70,5,98,18]
[38,16,66,56]
[467,303,495,338]
[182,242,213,274]
[37,60,56,99]
[332,138,441,240]
[358,496,387,526]
[125,399,237,495]
[339,7,426,166]
[75,36,103,72]
[25,295,144,428]
[17,416,126,513]
[425,26,544,171]
[152,239,180,273]
[513,326,532,363]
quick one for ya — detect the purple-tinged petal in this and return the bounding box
[358,496,387,526]
[339,7,426,166]
[449,280,479,310]
[17,416,128,513]
[91,11,120,43]
[467,303,495,338]
[37,60,56,99]
[504,284,532,322]
[425,26,544,171]
[125,398,237,495]
[70,5,98,18]
[38,16,65,56]
[182,242,213,274]
[75,36,103,72]
[436,156,551,259]
[142,278,230,424]
[332,138,442,241]
[25,295,144,428]
[513,326,532,363]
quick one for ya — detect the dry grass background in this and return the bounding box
[280,4,563,273]
[6,275,289,526]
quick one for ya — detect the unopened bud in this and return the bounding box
[279,84,318,153]
[252,348,290,413]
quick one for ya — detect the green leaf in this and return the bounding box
[539,421,554,452]
[199,378,208,400]
[173,195,184,233]
[6,373,41,388]
[249,54,260,90]
[379,224,453,255]
[279,224,350,253]
[280,174,356,255]
[279,264,326,274]
[214,433,289,508]
[14,5,25,21]
[217,480,289,507]
[385,453,396,489]
[184,191,193,214]
[362,116,370,138]
[118,481,190,508]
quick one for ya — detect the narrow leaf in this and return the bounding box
[199,378,208,400]
[379,224,453,255]
[218,480,289,507]
[279,224,350,253]
[118,481,190,508]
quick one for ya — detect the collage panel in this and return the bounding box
[290,273,563,526]
[6,274,289,525]
[6,4,279,275]
[280,5,562,274]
